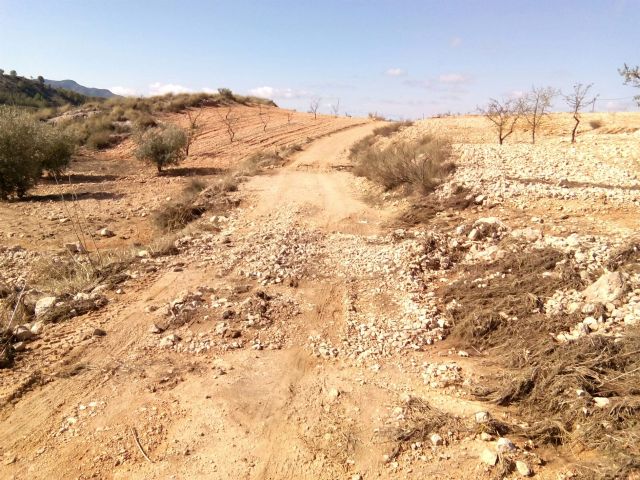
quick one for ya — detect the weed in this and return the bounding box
[352,135,455,194]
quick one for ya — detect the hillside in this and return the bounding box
[44,79,118,99]
[0,73,88,108]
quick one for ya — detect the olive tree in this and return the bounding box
[0,107,74,198]
[135,124,187,173]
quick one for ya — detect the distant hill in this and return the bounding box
[0,73,89,108]
[44,79,118,99]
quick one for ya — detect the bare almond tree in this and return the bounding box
[522,86,558,144]
[619,63,640,106]
[287,112,293,125]
[479,97,523,145]
[330,99,340,116]
[184,105,204,156]
[258,105,271,132]
[308,98,320,120]
[564,83,598,143]
[218,107,240,143]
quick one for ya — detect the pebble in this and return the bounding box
[516,460,532,477]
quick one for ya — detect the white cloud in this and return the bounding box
[438,73,470,84]
[148,82,192,95]
[248,86,312,99]
[110,86,137,96]
[404,79,435,89]
[385,68,406,77]
[450,36,463,48]
[249,86,276,98]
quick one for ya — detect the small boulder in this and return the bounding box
[30,321,45,335]
[593,397,611,408]
[583,271,625,304]
[480,449,498,466]
[65,242,86,254]
[475,411,491,423]
[516,460,532,477]
[92,328,107,337]
[99,228,115,238]
[496,437,516,452]
[34,296,57,318]
[430,433,444,446]
[13,325,34,341]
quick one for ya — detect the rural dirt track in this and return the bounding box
[2,123,486,479]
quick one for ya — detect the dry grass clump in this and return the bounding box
[443,246,640,475]
[381,396,467,461]
[589,119,604,129]
[352,135,455,194]
[481,331,640,476]
[441,247,584,349]
[385,396,466,443]
[372,121,414,137]
[606,237,640,273]
[31,248,134,296]
[241,150,285,175]
[153,176,240,232]
[153,195,207,232]
[396,185,473,226]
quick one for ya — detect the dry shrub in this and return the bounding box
[381,396,466,460]
[589,119,604,129]
[352,135,455,193]
[397,185,473,226]
[441,247,584,349]
[31,249,134,295]
[153,202,205,232]
[483,331,640,475]
[606,237,640,273]
[147,234,179,257]
[241,150,284,175]
[372,121,414,137]
[443,245,640,475]
[153,176,239,232]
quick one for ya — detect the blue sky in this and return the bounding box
[1,0,638,118]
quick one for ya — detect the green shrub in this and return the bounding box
[0,107,74,198]
[352,135,454,194]
[135,124,187,172]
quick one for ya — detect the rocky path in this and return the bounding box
[1,123,491,479]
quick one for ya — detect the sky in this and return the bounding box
[1,0,639,119]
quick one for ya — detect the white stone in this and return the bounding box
[496,437,516,452]
[583,272,625,304]
[480,449,498,466]
[34,296,57,317]
[516,460,532,477]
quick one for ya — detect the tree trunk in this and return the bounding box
[532,129,536,144]
[571,114,579,143]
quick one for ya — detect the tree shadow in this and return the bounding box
[507,176,640,191]
[159,167,224,177]
[20,191,126,202]
[41,174,121,185]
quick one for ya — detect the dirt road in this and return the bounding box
[0,122,491,479]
